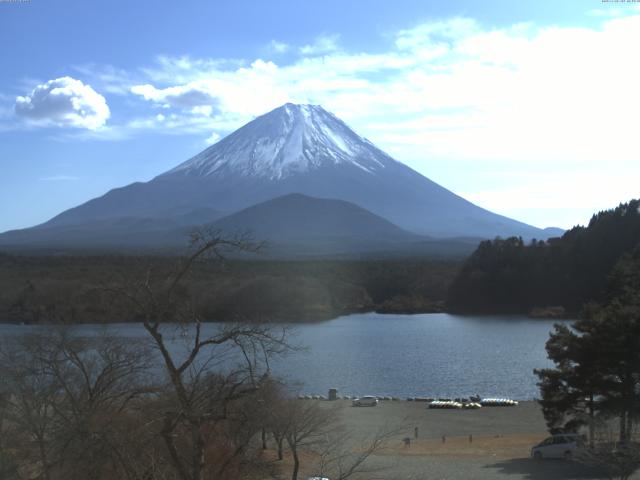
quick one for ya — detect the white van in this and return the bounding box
[352,396,378,407]
[531,433,585,460]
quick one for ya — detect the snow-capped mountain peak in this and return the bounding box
[3,103,556,245]
[165,103,393,180]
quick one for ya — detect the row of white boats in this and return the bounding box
[428,398,518,409]
[298,395,401,401]
[428,401,482,409]
[297,395,519,407]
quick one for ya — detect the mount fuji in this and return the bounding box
[0,103,560,254]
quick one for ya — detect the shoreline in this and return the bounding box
[0,307,572,325]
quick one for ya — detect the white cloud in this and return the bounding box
[268,40,290,54]
[299,34,341,55]
[124,14,640,170]
[380,16,640,167]
[395,17,479,51]
[130,83,218,109]
[14,77,110,130]
[140,55,244,84]
[191,105,213,116]
[130,59,290,119]
[15,77,110,130]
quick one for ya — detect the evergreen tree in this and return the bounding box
[448,199,640,314]
[535,247,640,444]
[535,323,602,444]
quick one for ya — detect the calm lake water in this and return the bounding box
[0,313,568,400]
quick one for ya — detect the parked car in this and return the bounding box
[306,477,330,480]
[352,396,378,407]
[531,433,586,460]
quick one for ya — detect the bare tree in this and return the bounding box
[108,230,291,480]
[266,395,402,480]
[0,337,60,480]
[282,400,336,480]
[260,380,291,461]
[0,329,156,480]
[313,424,402,480]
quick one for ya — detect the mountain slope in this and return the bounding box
[208,193,479,258]
[0,207,223,250]
[210,193,418,241]
[0,103,559,251]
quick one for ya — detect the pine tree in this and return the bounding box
[535,246,640,445]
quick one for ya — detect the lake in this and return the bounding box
[0,313,567,400]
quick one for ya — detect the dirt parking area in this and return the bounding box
[295,399,637,480]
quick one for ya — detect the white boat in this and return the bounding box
[480,398,518,406]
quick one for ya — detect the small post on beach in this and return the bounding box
[414,426,418,439]
[442,435,446,444]
[469,434,473,443]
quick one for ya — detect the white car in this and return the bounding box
[531,434,585,460]
[352,396,378,407]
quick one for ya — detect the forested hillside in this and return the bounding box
[447,199,640,315]
[0,255,458,323]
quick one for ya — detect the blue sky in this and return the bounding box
[1,0,639,232]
